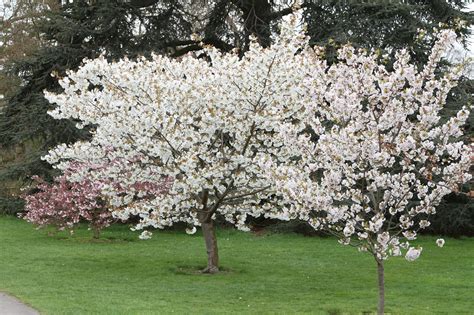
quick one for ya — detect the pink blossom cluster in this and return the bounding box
[22,174,112,237]
[22,159,173,238]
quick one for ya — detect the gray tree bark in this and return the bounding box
[200,219,219,273]
[92,225,100,240]
[377,260,385,315]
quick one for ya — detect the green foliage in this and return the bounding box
[428,192,474,237]
[1,217,473,314]
[0,197,24,215]
[434,78,474,237]
[305,1,473,59]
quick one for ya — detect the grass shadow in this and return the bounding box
[171,265,235,276]
[54,236,137,244]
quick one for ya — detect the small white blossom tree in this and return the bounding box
[260,29,472,313]
[43,11,319,273]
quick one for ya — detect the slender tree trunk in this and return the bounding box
[200,219,219,273]
[197,190,220,274]
[92,225,100,240]
[377,259,385,315]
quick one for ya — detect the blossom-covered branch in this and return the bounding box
[42,10,318,272]
[260,28,472,314]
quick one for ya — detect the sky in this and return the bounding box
[453,3,474,77]
[465,3,474,56]
[466,3,474,54]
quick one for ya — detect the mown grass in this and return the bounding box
[0,216,473,314]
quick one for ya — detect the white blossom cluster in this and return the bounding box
[260,28,472,261]
[43,14,320,233]
[43,9,471,261]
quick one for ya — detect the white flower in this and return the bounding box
[391,246,401,257]
[139,230,153,240]
[338,238,350,245]
[436,238,445,248]
[343,224,355,237]
[405,247,422,261]
[419,220,431,229]
[402,230,417,240]
[377,232,390,245]
[237,225,251,232]
[186,226,197,235]
[369,216,384,233]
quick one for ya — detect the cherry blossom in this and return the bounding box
[405,247,423,262]
[259,27,472,314]
[22,174,113,239]
[42,9,318,273]
[22,159,171,239]
[436,238,445,248]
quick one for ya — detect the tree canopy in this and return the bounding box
[0,0,472,224]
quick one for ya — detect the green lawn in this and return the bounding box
[0,216,472,314]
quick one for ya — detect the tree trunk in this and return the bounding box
[377,260,385,315]
[92,226,100,240]
[201,220,219,273]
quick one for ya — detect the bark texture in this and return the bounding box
[201,220,219,273]
[92,226,100,240]
[377,260,385,315]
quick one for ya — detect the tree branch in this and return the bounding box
[223,185,270,202]
[128,0,160,8]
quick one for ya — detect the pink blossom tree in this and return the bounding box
[22,174,113,239]
[23,159,172,239]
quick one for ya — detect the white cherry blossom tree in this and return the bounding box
[42,11,319,273]
[260,29,472,313]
